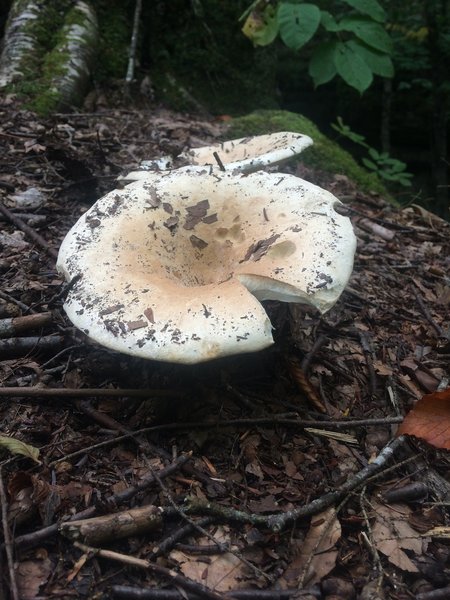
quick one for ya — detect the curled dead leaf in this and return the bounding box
[397,387,450,449]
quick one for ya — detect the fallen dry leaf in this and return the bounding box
[397,387,450,449]
[170,527,245,592]
[17,557,53,599]
[371,502,427,573]
[281,506,341,587]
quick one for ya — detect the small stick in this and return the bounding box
[0,386,183,399]
[300,334,328,373]
[358,331,378,397]
[151,517,215,558]
[212,151,226,172]
[412,287,446,338]
[0,312,53,338]
[111,585,303,599]
[0,335,64,359]
[357,218,395,241]
[74,542,232,600]
[287,356,328,414]
[0,290,34,313]
[0,468,20,600]
[60,505,163,545]
[0,201,58,259]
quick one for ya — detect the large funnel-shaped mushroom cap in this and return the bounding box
[57,167,356,364]
[179,132,313,173]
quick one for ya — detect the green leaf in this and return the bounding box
[368,147,380,159]
[362,157,378,170]
[241,4,280,47]
[338,16,393,53]
[342,0,385,23]
[0,434,40,463]
[278,3,321,50]
[334,41,373,93]
[309,41,337,86]
[320,11,340,32]
[346,40,394,77]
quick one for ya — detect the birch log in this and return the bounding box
[0,0,98,110]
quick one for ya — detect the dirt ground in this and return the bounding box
[0,93,450,600]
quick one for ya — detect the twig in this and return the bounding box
[151,517,215,558]
[47,274,82,307]
[287,356,327,414]
[0,290,34,313]
[186,436,407,531]
[0,201,58,259]
[110,586,307,599]
[60,505,163,545]
[0,468,20,600]
[359,487,384,588]
[48,415,404,467]
[0,312,53,338]
[0,335,64,359]
[412,287,446,338]
[358,331,378,397]
[0,386,183,399]
[74,542,233,600]
[213,152,226,172]
[300,334,328,373]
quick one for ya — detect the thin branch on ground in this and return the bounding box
[0,200,59,259]
[0,386,184,399]
[0,468,20,600]
[0,312,53,338]
[300,334,328,373]
[151,517,216,558]
[0,334,64,359]
[110,585,309,599]
[359,487,384,590]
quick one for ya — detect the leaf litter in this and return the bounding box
[0,92,450,598]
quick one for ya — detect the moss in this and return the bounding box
[228,110,391,197]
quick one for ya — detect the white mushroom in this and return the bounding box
[57,167,356,364]
[118,131,313,183]
[179,131,313,173]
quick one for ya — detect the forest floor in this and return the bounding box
[0,93,449,600]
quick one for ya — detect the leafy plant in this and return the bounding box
[332,117,413,186]
[241,0,394,93]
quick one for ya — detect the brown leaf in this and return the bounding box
[170,527,244,592]
[371,502,426,572]
[397,387,450,449]
[17,557,53,599]
[281,507,341,587]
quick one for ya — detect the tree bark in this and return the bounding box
[0,0,98,111]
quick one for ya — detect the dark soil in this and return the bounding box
[0,94,449,600]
